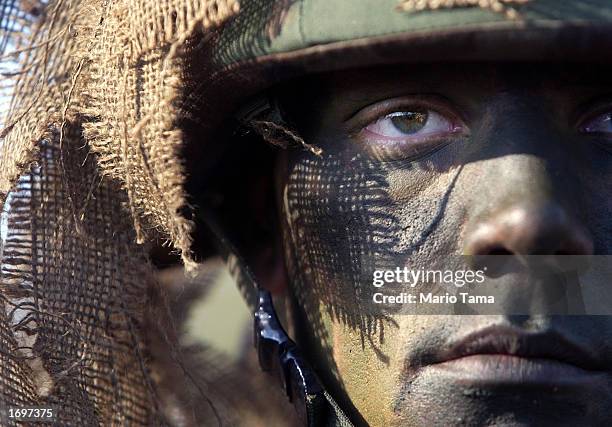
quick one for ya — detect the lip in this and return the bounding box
[422,326,608,387]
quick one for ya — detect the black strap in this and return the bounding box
[201,211,354,426]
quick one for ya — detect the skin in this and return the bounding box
[262,63,612,426]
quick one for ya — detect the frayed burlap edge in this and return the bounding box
[1,0,240,275]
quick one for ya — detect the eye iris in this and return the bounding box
[390,111,428,134]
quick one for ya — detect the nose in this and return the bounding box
[464,202,594,256]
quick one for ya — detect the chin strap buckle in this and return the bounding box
[200,209,352,426]
[254,289,327,425]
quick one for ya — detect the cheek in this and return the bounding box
[282,154,468,297]
[581,149,612,251]
[383,166,467,256]
[282,154,392,309]
[279,152,471,422]
[329,315,401,425]
[317,306,450,426]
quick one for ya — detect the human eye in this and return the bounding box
[580,110,612,136]
[348,97,468,161]
[364,109,457,139]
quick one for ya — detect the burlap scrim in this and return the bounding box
[0,0,239,424]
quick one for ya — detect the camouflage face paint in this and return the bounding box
[274,63,612,426]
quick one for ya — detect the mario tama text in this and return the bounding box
[371,267,494,306]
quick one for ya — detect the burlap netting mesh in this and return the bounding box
[0,0,239,424]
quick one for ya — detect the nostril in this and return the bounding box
[464,204,594,258]
[470,245,516,278]
[486,246,513,256]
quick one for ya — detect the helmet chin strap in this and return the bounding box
[201,210,354,427]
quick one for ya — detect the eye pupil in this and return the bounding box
[390,111,428,134]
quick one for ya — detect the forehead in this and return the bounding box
[298,62,612,90]
[280,62,612,121]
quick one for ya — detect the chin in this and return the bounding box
[391,367,612,426]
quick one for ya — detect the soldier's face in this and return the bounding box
[274,63,612,426]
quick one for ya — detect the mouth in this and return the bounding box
[422,325,609,389]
